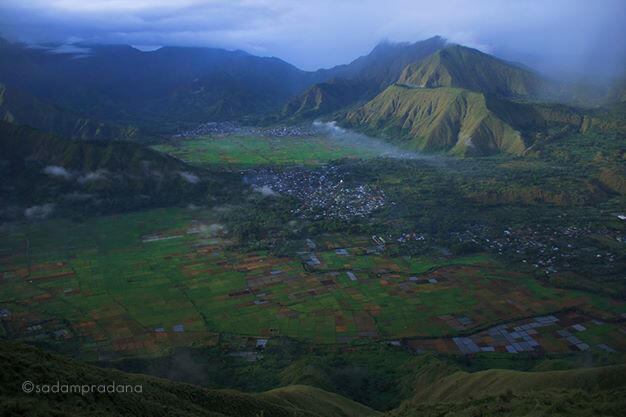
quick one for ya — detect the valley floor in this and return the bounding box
[1,128,624,362]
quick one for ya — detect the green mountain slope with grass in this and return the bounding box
[398,45,546,98]
[388,363,626,416]
[344,84,542,156]
[0,341,378,417]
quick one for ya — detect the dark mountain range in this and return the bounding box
[0,36,449,131]
[0,36,619,158]
[0,39,326,131]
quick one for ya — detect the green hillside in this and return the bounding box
[388,363,626,416]
[398,45,546,98]
[2,340,624,417]
[344,84,542,156]
[0,341,377,417]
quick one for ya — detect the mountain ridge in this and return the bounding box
[343,85,543,156]
[282,37,448,120]
[397,45,546,97]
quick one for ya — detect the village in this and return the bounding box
[173,121,316,138]
[372,220,622,279]
[245,166,387,220]
[446,222,622,277]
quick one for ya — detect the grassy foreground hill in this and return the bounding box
[0,341,377,417]
[389,362,626,416]
[2,341,625,416]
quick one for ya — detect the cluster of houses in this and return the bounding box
[448,223,620,276]
[173,121,315,138]
[246,166,387,220]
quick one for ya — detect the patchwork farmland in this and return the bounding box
[1,206,624,360]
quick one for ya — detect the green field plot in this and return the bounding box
[152,135,378,166]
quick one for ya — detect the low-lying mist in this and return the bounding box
[312,120,444,163]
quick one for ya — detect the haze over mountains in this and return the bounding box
[0,35,624,157]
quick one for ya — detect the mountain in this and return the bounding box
[282,78,375,120]
[397,45,546,97]
[340,44,626,156]
[0,121,236,221]
[0,341,378,417]
[316,36,448,87]
[0,82,144,141]
[344,84,543,156]
[283,37,448,119]
[0,39,321,130]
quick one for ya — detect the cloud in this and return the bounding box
[43,165,72,179]
[47,44,92,55]
[179,171,199,184]
[253,185,278,197]
[78,169,108,183]
[24,203,55,219]
[1,1,624,76]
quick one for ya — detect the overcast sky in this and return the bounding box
[1,0,625,77]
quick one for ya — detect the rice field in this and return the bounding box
[151,135,379,166]
[1,206,624,359]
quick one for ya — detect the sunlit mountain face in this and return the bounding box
[1,1,625,416]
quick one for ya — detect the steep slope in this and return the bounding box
[0,341,377,417]
[398,45,545,97]
[284,37,448,119]
[0,83,143,140]
[344,84,543,156]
